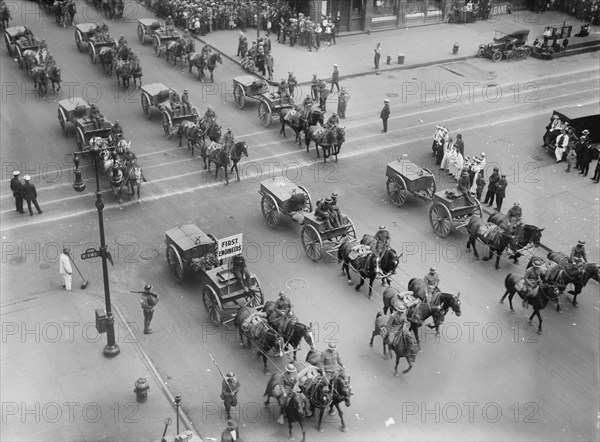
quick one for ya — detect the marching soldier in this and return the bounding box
[221,419,240,442]
[318,80,329,112]
[231,253,252,293]
[522,258,543,308]
[373,225,391,257]
[319,343,344,381]
[287,72,297,97]
[139,283,159,334]
[221,372,241,420]
[337,87,350,119]
[570,240,587,265]
[181,89,192,115]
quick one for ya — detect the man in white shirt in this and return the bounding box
[59,247,73,290]
[554,129,569,162]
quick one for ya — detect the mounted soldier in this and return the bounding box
[570,240,587,265]
[325,112,339,128]
[372,225,391,257]
[506,202,523,233]
[275,364,311,424]
[318,343,345,381]
[203,106,217,124]
[423,267,440,300]
[522,258,543,308]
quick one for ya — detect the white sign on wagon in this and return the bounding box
[217,233,243,259]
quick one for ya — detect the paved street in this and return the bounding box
[1,1,599,441]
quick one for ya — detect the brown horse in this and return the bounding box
[304,124,345,162]
[31,67,48,96]
[370,312,417,375]
[263,375,307,441]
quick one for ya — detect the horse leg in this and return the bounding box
[500,289,509,303]
[530,310,542,333]
[136,183,141,203]
[355,275,365,292]
[367,274,376,299]
[369,329,377,347]
[394,351,401,376]
[262,353,269,374]
[494,250,502,270]
[210,70,214,83]
[280,121,286,137]
[317,407,325,432]
[224,164,230,185]
[402,355,413,374]
[507,291,515,312]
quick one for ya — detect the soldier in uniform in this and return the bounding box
[170,90,182,116]
[337,87,350,119]
[223,127,235,152]
[522,258,542,308]
[277,78,289,98]
[278,364,299,424]
[385,303,408,346]
[140,283,159,334]
[109,120,123,145]
[275,291,292,315]
[570,240,587,265]
[165,15,175,36]
[329,192,342,227]
[319,343,344,381]
[117,35,127,56]
[506,202,523,233]
[287,72,297,97]
[98,22,109,41]
[181,89,192,115]
[373,225,391,257]
[300,95,313,118]
[326,112,339,128]
[232,253,252,293]
[423,267,440,292]
[221,372,241,420]
[311,74,319,101]
[315,197,334,230]
[318,80,329,112]
[457,170,477,206]
[204,106,217,124]
[89,103,104,130]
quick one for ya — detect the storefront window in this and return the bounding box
[373,0,397,16]
[405,0,425,15]
[352,0,363,16]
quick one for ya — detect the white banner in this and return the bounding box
[217,233,243,260]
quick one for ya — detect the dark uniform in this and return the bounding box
[385,305,408,346]
[570,241,587,264]
[319,343,344,381]
[170,91,182,116]
[315,197,334,230]
[484,168,500,206]
[10,172,24,214]
[373,226,391,256]
[274,292,292,315]
[110,120,123,144]
[494,175,508,212]
[232,254,252,292]
[221,373,241,420]
[522,261,542,308]
[89,104,104,130]
[287,72,297,97]
[337,88,350,119]
[22,176,42,216]
[329,192,342,227]
[318,81,329,112]
[221,420,240,442]
[140,284,159,334]
[380,100,390,133]
[458,171,477,205]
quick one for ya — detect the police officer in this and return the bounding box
[10,171,24,214]
[140,283,159,334]
[380,98,390,133]
[373,225,391,256]
[522,258,542,308]
[232,253,252,293]
[319,343,344,381]
[181,89,191,115]
[570,240,587,265]
[221,372,240,420]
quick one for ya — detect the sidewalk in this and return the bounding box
[0,290,202,442]
[194,11,599,85]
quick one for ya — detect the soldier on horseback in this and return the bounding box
[276,364,312,423]
[570,240,587,265]
[273,291,294,332]
[385,304,409,346]
[506,202,523,233]
[326,112,339,128]
[232,253,252,293]
[223,127,235,152]
[373,225,391,257]
[318,343,345,381]
[204,106,217,124]
[221,372,240,420]
[522,258,543,308]
[181,89,191,115]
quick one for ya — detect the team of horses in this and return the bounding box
[95,46,143,89]
[22,49,62,96]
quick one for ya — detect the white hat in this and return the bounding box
[333,64,338,67]
[24,175,31,181]
[13,171,20,176]
[480,152,486,156]
[384,99,389,103]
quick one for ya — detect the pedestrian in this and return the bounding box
[454,134,464,157]
[484,167,500,206]
[330,64,339,93]
[59,247,73,291]
[554,129,569,162]
[565,147,576,172]
[265,53,274,80]
[575,130,590,170]
[374,42,381,70]
[579,144,595,176]
[318,81,329,112]
[475,170,486,200]
[311,74,319,101]
[337,87,350,119]
[380,98,390,133]
[221,372,241,421]
[562,38,568,53]
[221,419,241,442]
[264,35,271,54]
[495,174,508,212]
[22,175,42,216]
[287,71,297,98]
[139,283,159,334]
[314,21,322,48]
[10,171,25,214]
[591,157,600,183]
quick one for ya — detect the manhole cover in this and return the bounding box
[386,93,399,98]
[140,247,160,260]
[115,234,138,246]
[285,277,308,291]
[40,264,50,269]
[494,138,513,146]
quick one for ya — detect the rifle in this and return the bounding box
[209,353,234,394]
[129,290,158,298]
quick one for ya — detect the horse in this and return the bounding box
[200,140,247,184]
[306,348,352,430]
[296,369,332,432]
[337,236,381,299]
[228,140,248,182]
[234,304,284,373]
[22,50,39,76]
[263,301,315,360]
[31,67,48,96]
[279,108,305,146]
[114,60,132,89]
[528,252,599,306]
[98,47,115,75]
[360,234,400,287]
[191,51,223,82]
[198,118,221,142]
[130,57,142,89]
[304,124,345,162]
[263,376,306,441]
[46,65,61,92]
[122,161,143,203]
[166,38,195,68]
[488,213,545,263]
[407,279,462,332]
[370,312,417,375]
[177,121,201,151]
[1,3,12,29]
[109,164,125,204]
[501,274,561,333]
[465,216,517,270]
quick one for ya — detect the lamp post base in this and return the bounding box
[104,344,121,357]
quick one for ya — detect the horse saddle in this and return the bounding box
[514,278,527,292]
[477,223,497,238]
[348,244,370,261]
[284,109,299,123]
[206,141,222,156]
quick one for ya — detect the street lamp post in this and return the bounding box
[72,148,120,357]
[254,0,260,66]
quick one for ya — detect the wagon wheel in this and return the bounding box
[491,50,503,62]
[4,33,12,56]
[58,107,68,135]
[233,83,246,109]
[506,51,516,62]
[166,244,185,283]
[505,42,515,52]
[137,24,145,44]
[202,285,223,324]
[476,47,486,57]
[429,202,453,237]
[344,216,356,239]
[153,35,161,57]
[247,276,264,307]
[161,110,173,139]
[386,173,408,207]
[260,193,280,228]
[89,43,97,64]
[297,185,313,212]
[258,100,272,127]
[522,46,531,59]
[301,224,323,262]
[16,46,23,68]
[76,127,85,150]
[141,92,152,119]
[75,30,82,52]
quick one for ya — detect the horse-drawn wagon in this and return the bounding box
[140,82,172,119]
[301,212,356,262]
[258,177,312,228]
[386,159,436,207]
[428,189,482,237]
[74,23,117,63]
[151,26,182,57]
[58,100,113,150]
[4,26,29,57]
[57,97,90,135]
[164,224,264,324]
[161,101,199,139]
[12,30,42,68]
[233,75,294,127]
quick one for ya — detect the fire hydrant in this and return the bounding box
[386,55,391,65]
[452,43,459,55]
[134,377,150,402]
